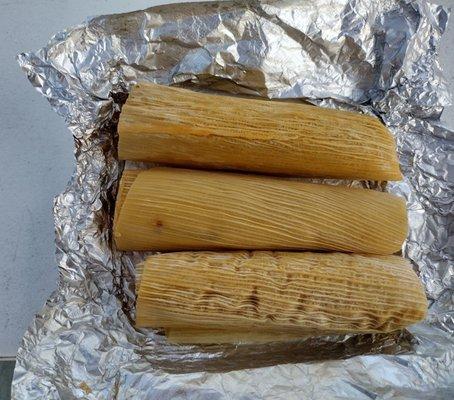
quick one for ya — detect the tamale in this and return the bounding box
[136,251,427,335]
[118,82,402,180]
[114,168,407,254]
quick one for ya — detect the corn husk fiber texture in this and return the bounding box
[118,82,402,180]
[114,168,407,253]
[136,251,427,335]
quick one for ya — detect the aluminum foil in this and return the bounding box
[14,0,454,398]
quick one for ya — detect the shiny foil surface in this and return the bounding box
[15,1,454,398]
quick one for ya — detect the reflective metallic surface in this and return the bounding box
[14,1,453,398]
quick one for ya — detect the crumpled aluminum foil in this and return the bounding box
[14,0,454,398]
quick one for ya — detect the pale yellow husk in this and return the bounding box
[114,168,407,254]
[118,82,402,180]
[136,251,427,338]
